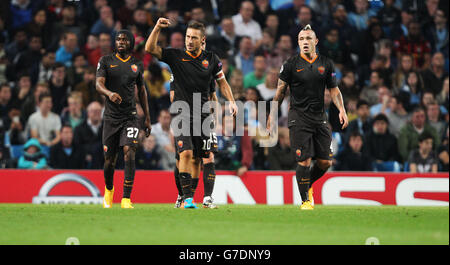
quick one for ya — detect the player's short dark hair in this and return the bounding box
[38,92,52,103]
[356,99,369,109]
[418,132,433,143]
[187,21,206,36]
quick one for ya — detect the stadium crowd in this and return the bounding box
[0,0,448,174]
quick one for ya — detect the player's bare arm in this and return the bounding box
[137,84,152,137]
[145,18,170,59]
[217,78,238,116]
[329,86,348,129]
[267,79,288,132]
[96,76,122,104]
[210,91,219,124]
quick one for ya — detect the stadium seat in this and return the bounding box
[373,161,401,172]
[10,145,24,159]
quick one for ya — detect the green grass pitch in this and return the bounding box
[0,204,447,245]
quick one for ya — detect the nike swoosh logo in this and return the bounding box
[297,68,304,72]
[181,59,191,62]
[110,65,118,68]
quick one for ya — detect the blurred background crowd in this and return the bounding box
[0,0,448,175]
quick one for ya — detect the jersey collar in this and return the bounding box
[300,53,318,64]
[185,49,202,59]
[115,53,131,62]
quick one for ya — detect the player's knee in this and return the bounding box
[104,157,116,169]
[123,146,136,161]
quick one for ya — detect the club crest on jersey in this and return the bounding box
[202,60,209,68]
[103,145,108,153]
[131,64,138,73]
[318,66,325,75]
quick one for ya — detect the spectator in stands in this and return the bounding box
[190,5,215,36]
[426,100,446,138]
[436,76,448,107]
[255,29,276,57]
[49,62,70,115]
[232,1,263,43]
[365,113,401,170]
[394,20,432,70]
[116,0,139,29]
[7,108,27,145]
[73,101,103,169]
[219,16,237,54]
[9,0,33,31]
[13,35,43,80]
[265,34,294,69]
[0,83,12,125]
[17,138,48,169]
[376,0,401,40]
[132,7,152,36]
[229,69,245,102]
[32,50,55,85]
[335,131,373,171]
[437,126,449,172]
[74,66,101,108]
[425,9,448,57]
[408,132,438,173]
[28,92,61,147]
[360,70,383,106]
[51,4,86,48]
[215,113,253,176]
[87,32,112,67]
[90,5,118,37]
[256,67,278,101]
[392,53,415,93]
[319,27,353,71]
[4,28,28,63]
[400,70,423,107]
[421,52,448,96]
[61,92,86,129]
[398,107,440,162]
[49,125,85,169]
[55,32,79,67]
[344,99,372,144]
[21,82,49,123]
[338,69,359,104]
[135,134,162,170]
[252,0,273,29]
[321,4,355,49]
[243,55,266,89]
[347,0,375,32]
[267,127,296,170]
[66,52,87,87]
[386,94,410,137]
[151,109,175,169]
[10,73,32,110]
[168,31,184,49]
[370,86,391,117]
[26,9,52,50]
[264,13,280,42]
[231,36,254,76]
